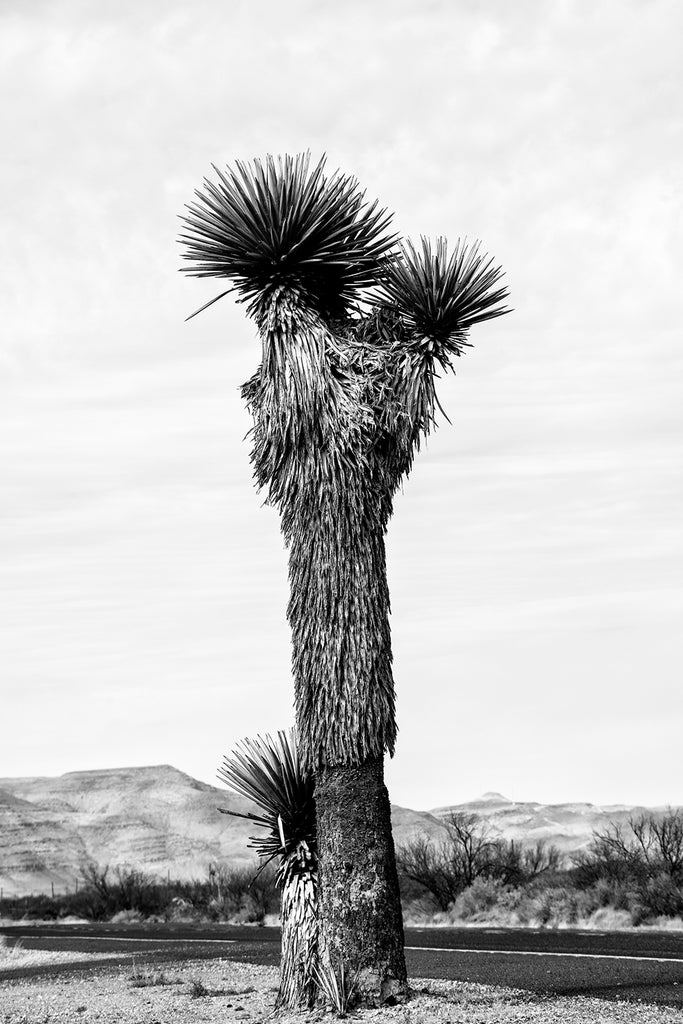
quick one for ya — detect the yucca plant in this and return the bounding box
[313,957,359,1016]
[180,154,509,1007]
[217,729,317,1010]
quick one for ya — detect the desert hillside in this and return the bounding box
[0,764,440,897]
[431,791,656,855]
[0,767,672,897]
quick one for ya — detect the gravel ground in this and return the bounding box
[2,946,682,1024]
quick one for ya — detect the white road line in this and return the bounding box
[31,936,237,945]
[405,946,683,964]
[26,936,683,964]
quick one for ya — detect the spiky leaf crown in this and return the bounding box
[179,153,396,322]
[217,729,315,866]
[378,237,510,356]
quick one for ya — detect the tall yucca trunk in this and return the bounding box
[289,502,395,767]
[316,759,406,1004]
[289,502,407,1005]
[243,308,407,1005]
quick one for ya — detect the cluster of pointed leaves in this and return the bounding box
[179,153,396,322]
[377,236,510,357]
[217,729,316,883]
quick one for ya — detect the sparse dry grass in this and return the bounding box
[129,965,181,988]
[0,935,23,959]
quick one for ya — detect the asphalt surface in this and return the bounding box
[1,923,683,1008]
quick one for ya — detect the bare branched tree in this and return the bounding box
[398,816,561,909]
[589,812,683,881]
[522,839,562,878]
[573,809,683,918]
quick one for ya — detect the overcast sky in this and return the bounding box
[2,0,682,811]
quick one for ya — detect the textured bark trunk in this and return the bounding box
[246,315,408,1006]
[315,757,407,1007]
[276,866,318,1010]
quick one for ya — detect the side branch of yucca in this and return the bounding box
[378,237,510,353]
[217,730,318,1009]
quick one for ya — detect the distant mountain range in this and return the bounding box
[0,766,674,897]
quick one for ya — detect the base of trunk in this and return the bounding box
[315,756,408,1007]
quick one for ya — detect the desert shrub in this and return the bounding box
[23,894,60,920]
[0,858,280,923]
[447,879,637,929]
[210,863,278,923]
[640,873,683,919]
[70,863,163,919]
[160,862,279,923]
[167,895,199,922]
[111,909,144,923]
[243,862,279,921]
[586,907,634,929]
[522,885,582,927]
[453,878,514,921]
[401,893,443,921]
[0,893,60,921]
[571,811,683,921]
[214,865,257,918]
[112,868,166,917]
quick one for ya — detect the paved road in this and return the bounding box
[2,923,682,1008]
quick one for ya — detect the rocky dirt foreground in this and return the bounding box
[1,945,681,1024]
